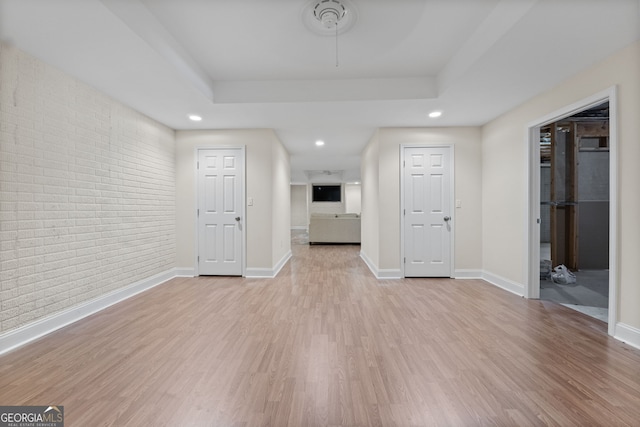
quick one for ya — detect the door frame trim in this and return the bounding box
[194,146,247,277]
[400,144,455,278]
[524,86,617,335]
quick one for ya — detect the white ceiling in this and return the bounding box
[1,0,639,182]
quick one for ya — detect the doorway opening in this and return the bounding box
[526,87,617,335]
[539,102,610,322]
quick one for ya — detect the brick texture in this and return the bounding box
[0,44,176,333]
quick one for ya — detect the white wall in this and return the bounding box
[175,129,291,275]
[309,201,344,215]
[290,185,308,228]
[345,184,362,214]
[294,183,361,223]
[360,131,380,271]
[482,41,640,332]
[361,127,483,275]
[0,44,176,334]
[270,140,291,267]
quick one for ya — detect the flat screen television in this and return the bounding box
[312,185,341,202]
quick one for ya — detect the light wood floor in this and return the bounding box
[2,242,640,426]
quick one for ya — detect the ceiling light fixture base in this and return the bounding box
[302,0,357,36]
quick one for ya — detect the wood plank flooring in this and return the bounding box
[1,241,640,426]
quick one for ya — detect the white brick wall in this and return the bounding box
[0,44,176,333]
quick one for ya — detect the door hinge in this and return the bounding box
[197,161,199,169]
[197,209,200,217]
[403,209,406,216]
[197,256,200,262]
[403,160,405,168]
[537,218,540,224]
[404,257,406,264]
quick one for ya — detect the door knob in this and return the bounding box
[444,216,451,221]
[235,217,241,221]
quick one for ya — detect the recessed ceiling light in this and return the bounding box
[188,115,202,121]
[315,140,325,146]
[428,111,442,118]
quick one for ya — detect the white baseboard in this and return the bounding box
[359,252,401,279]
[0,268,179,356]
[273,250,292,277]
[614,322,640,350]
[291,226,307,230]
[481,270,525,296]
[359,251,378,277]
[245,251,292,279]
[454,269,483,279]
[244,268,276,278]
[174,267,195,277]
[359,251,378,278]
[377,269,402,279]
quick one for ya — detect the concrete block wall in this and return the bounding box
[0,44,176,334]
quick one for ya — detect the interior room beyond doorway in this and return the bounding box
[539,101,610,322]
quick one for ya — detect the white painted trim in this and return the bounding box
[193,146,200,276]
[377,269,402,279]
[359,251,378,277]
[524,86,618,336]
[245,250,292,279]
[244,269,276,278]
[0,268,179,356]
[291,226,308,230]
[614,323,640,351]
[481,270,525,296]
[274,250,292,277]
[174,268,195,277]
[359,251,401,279]
[449,145,456,279]
[400,144,455,278]
[525,125,541,299]
[399,144,406,278]
[454,269,483,279]
[607,90,619,336]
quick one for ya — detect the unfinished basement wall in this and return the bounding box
[0,44,177,334]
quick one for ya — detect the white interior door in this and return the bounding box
[198,148,244,276]
[403,146,453,277]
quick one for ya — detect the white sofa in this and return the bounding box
[308,213,361,244]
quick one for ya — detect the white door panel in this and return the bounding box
[403,146,452,277]
[198,149,244,276]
